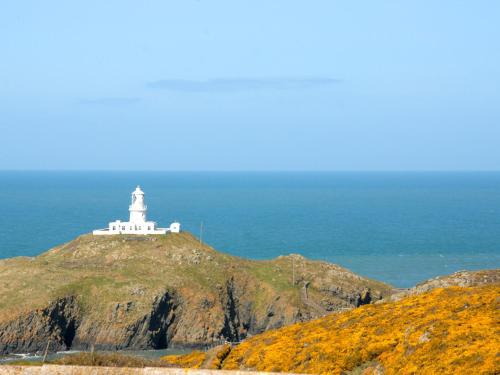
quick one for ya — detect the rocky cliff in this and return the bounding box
[0,233,392,354]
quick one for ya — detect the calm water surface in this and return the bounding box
[0,171,499,287]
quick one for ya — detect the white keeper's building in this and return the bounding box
[93,186,180,235]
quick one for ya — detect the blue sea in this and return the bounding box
[0,171,499,288]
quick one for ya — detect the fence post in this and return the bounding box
[42,339,51,363]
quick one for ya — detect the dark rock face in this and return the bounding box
[220,278,242,342]
[122,291,180,349]
[67,291,182,352]
[0,292,182,354]
[0,296,80,354]
[356,289,372,306]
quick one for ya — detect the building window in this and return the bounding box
[112,226,116,230]
[122,226,125,230]
[148,226,151,230]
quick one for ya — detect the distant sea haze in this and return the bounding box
[0,171,499,288]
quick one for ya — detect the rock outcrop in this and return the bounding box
[389,269,500,301]
[0,233,393,354]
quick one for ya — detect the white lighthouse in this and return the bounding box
[93,186,181,235]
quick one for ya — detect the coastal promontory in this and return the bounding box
[0,232,392,354]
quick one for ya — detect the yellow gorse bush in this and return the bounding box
[164,285,499,374]
[162,350,206,369]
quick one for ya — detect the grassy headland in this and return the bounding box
[0,232,391,354]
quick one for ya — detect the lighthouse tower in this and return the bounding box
[92,186,181,235]
[129,186,147,223]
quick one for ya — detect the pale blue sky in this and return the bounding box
[1,1,499,170]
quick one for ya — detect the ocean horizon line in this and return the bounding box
[1,169,500,173]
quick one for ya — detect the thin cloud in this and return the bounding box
[146,77,340,92]
[79,97,141,106]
